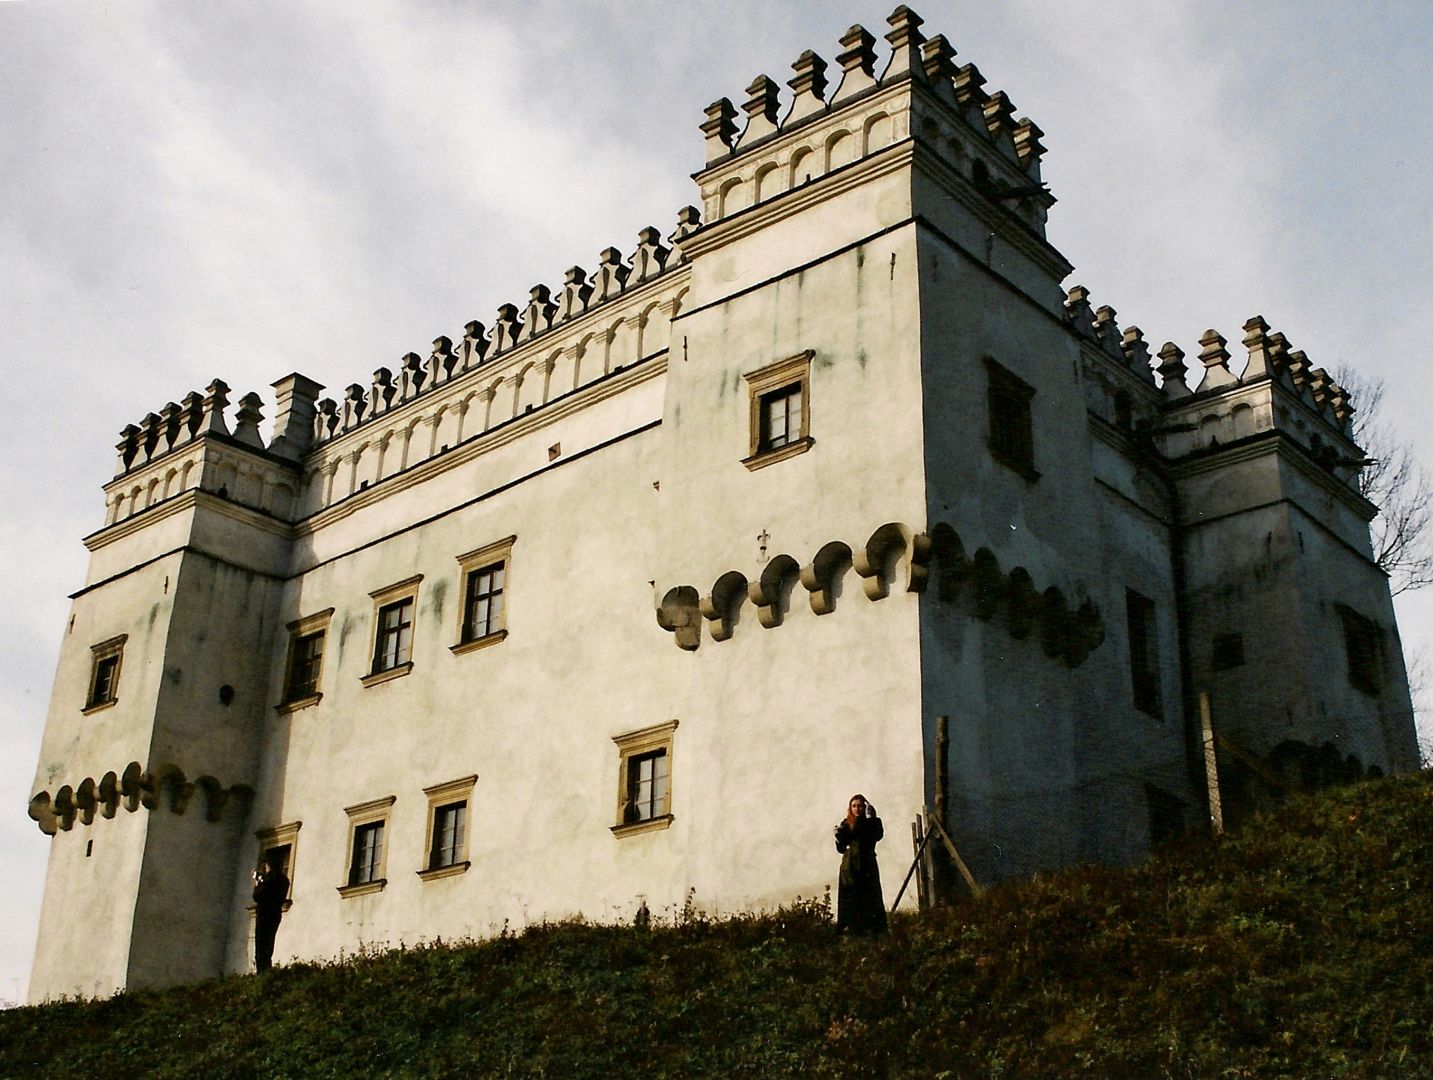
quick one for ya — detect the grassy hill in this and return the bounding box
[4,772,1430,1078]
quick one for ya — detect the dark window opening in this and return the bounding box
[429,802,467,870]
[1337,604,1383,696]
[758,384,803,453]
[1212,632,1245,672]
[624,749,669,824]
[88,654,120,708]
[349,822,384,886]
[985,359,1036,478]
[1126,589,1160,717]
[286,630,325,701]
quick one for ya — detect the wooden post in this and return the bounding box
[1200,691,1224,835]
[911,817,928,910]
[934,715,949,828]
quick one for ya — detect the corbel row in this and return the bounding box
[28,761,254,835]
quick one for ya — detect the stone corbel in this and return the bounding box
[700,570,748,642]
[801,541,852,615]
[747,555,800,628]
[656,586,701,650]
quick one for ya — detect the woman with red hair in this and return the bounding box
[833,793,886,934]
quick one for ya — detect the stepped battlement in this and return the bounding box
[696,7,1053,236]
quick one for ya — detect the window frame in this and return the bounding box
[278,608,334,713]
[984,357,1039,480]
[418,774,477,882]
[338,795,395,898]
[611,720,678,837]
[1126,588,1161,718]
[83,634,127,714]
[253,821,301,912]
[451,536,516,656]
[742,351,814,471]
[362,575,423,687]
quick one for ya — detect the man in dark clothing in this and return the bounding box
[252,858,290,973]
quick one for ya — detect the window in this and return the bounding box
[1337,604,1383,696]
[742,351,813,470]
[985,357,1037,479]
[254,821,301,906]
[452,536,516,655]
[1126,589,1160,717]
[419,774,476,881]
[84,634,127,713]
[1212,632,1245,672]
[279,608,333,711]
[362,575,422,687]
[339,795,394,898]
[612,720,678,836]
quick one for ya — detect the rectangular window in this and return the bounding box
[1126,589,1160,717]
[1337,604,1383,696]
[759,384,803,452]
[279,609,333,710]
[84,635,127,713]
[612,720,678,836]
[429,803,467,869]
[375,599,414,671]
[743,350,813,470]
[254,821,301,904]
[350,822,384,885]
[1212,632,1245,672]
[363,576,422,687]
[985,358,1037,479]
[453,537,516,655]
[419,775,477,881]
[338,795,394,897]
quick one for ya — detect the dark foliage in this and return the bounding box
[4,773,1431,1078]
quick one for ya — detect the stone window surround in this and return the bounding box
[742,350,814,471]
[82,634,128,715]
[277,608,334,713]
[418,774,477,882]
[451,535,517,656]
[338,794,396,899]
[361,574,424,688]
[252,820,301,914]
[611,720,678,838]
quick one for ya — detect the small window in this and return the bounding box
[452,536,516,656]
[612,720,678,837]
[84,635,127,713]
[1126,589,1160,717]
[1212,632,1245,672]
[1337,604,1383,696]
[254,821,301,905]
[419,775,477,881]
[985,358,1037,479]
[279,609,333,711]
[362,576,422,687]
[742,351,813,470]
[339,795,394,897]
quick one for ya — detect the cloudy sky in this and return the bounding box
[2,0,1430,1003]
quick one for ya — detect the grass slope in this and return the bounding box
[4,773,1431,1078]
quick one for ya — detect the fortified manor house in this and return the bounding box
[28,8,1419,999]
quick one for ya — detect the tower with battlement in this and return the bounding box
[27,8,1418,1000]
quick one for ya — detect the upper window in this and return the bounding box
[419,774,477,882]
[84,634,127,713]
[1337,604,1384,696]
[1126,589,1160,717]
[742,351,814,471]
[985,358,1037,479]
[279,608,333,711]
[339,795,394,898]
[1211,632,1245,672]
[362,576,423,687]
[452,536,516,656]
[612,720,678,837]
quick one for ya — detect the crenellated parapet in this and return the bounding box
[656,518,1105,667]
[28,761,253,835]
[1067,285,1364,483]
[694,6,1054,237]
[101,373,320,530]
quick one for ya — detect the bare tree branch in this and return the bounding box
[1332,366,1433,595]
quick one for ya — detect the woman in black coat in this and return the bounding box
[834,793,887,934]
